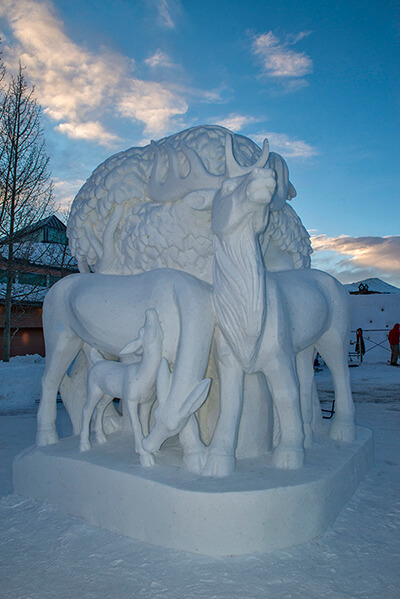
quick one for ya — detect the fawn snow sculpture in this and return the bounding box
[79,309,164,466]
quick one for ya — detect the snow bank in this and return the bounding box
[0,354,44,412]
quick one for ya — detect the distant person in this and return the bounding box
[388,323,400,366]
[355,328,365,362]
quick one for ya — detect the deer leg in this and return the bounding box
[203,334,244,477]
[264,354,305,469]
[317,332,356,442]
[37,331,81,446]
[79,382,104,451]
[139,397,155,436]
[125,399,155,467]
[93,394,114,445]
[296,346,316,448]
[179,414,207,473]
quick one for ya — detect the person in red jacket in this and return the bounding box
[388,323,400,366]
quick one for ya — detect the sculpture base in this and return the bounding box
[13,426,373,556]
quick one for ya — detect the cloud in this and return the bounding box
[55,121,121,146]
[53,177,85,210]
[154,0,178,29]
[252,31,313,82]
[216,113,258,132]
[145,49,176,69]
[252,131,318,159]
[0,0,188,143]
[311,234,400,286]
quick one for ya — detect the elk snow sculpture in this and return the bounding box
[196,137,356,476]
[140,136,355,476]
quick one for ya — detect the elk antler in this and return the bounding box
[146,140,225,203]
[225,134,270,178]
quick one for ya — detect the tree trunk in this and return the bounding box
[2,242,14,362]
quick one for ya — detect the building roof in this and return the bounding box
[344,278,400,294]
[0,215,66,244]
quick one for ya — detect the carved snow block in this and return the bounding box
[13,426,373,556]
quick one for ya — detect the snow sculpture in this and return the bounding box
[79,309,163,466]
[67,125,311,281]
[36,269,214,472]
[37,124,355,479]
[207,144,356,473]
[61,125,311,442]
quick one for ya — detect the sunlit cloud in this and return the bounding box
[216,113,258,132]
[55,121,121,146]
[311,234,400,287]
[0,0,188,142]
[252,31,313,81]
[252,131,318,159]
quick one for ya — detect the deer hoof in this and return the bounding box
[183,449,207,474]
[272,446,304,470]
[36,428,59,447]
[202,453,235,478]
[79,440,91,452]
[140,452,155,467]
[329,418,356,443]
[96,432,107,445]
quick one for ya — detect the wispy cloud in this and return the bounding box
[252,31,313,85]
[252,131,318,159]
[145,49,177,69]
[0,0,188,143]
[154,0,179,29]
[53,177,85,210]
[311,234,400,286]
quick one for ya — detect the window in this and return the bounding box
[0,270,16,283]
[18,272,47,287]
[45,228,67,244]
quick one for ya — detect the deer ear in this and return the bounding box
[178,378,211,420]
[89,347,104,365]
[185,189,216,211]
[119,336,142,356]
[156,358,172,404]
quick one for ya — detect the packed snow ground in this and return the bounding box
[0,356,399,598]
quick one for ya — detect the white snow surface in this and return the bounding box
[0,355,399,598]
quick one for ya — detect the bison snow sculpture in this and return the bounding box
[67,125,311,280]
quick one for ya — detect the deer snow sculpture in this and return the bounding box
[63,125,311,446]
[199,136,356,477]
[36,269,213,472]
[79,309,164,466]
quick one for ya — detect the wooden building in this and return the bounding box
[0,215,77,359]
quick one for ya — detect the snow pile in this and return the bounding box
[0,356,399,597]
[0,354,44,412]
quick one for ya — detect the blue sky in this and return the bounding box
[1,0,399,285]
